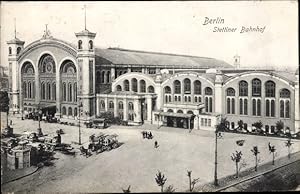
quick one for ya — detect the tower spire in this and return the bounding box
[84,4,87,30]
[14,18,16,39]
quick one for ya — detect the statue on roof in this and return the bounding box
[42,24,53,39]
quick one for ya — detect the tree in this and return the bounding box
[231,151,243,178]
[187,170,200,192]
[155,171,167,192]
[285,139,293,159]
[164,185,176,193]
[275,120,284,135]
[0,91,10,128]
[252,121,263,134]
[122,185,131,193]
[237,120,244,132]
[216,117,229,132]
[251,146,260,171]
[268,142,276,165]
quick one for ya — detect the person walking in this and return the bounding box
[154,141,159,148]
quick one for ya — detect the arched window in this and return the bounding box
[231,98,235,114]
[41,82,46,100]
[227,98,231,114]
[63,82,67,101]
[140,80,146,93]
[109,101,114,109]
[47,82,51,100]
[257,99,261,116]
[285,101,290,118]
[68,107,73,116]
[52,83,56,100]
[68,83,72,102]
[271,100,275,117]
[265,81,276,97]
[177,110,183,113]
[252,79,261,97]
[100,100,105,109]
[266,99,270,116]
[209,98,213,112]
[62,107,66,115]
[78,40,82,49]
[124,80,129,91]
[205,97,209,112]
[74,83,77,102]
[118,101,124,109]
[106,71,111,83]
[252,99,256,116]
[174,80,181,94]
[96,71,101,83]
[17,47,21,54]
[28,81,32,99]
[101,71,105,83]
[74,108,78,116]
[89,40,93,50]
[187,110,194,114]
[226,88,235,96]
[9,47,12,55]
[116,85,122,91]
[164,86,171,94]
[128,102,134,110]
[280,100,284,118]
[167,109,173,113]
[132,78,138,92]
[148,86,154,93]
[184,78,191,93]
[23,82,27,98]
[239,81,248,96]
[194,80,201,94]
[244,99,248,115]
[205,87,213,95]
[280,89,290,98]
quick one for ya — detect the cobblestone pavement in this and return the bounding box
[1,113,299,193]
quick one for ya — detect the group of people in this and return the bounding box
[141,131,159,148]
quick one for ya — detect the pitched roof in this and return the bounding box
[95,47,232,68]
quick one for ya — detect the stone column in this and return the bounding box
[111,67,116,82]
[105,97,108,112]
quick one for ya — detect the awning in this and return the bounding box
[156,112,194,118]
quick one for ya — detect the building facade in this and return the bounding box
[7,27,300,133]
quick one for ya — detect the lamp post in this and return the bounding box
[214,116,223,186]
[78,100,83,145]
[37,103,43,136]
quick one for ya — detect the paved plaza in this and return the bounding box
[1,113,299,192]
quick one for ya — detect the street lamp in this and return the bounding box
[78,100,83,145]
[37,103,43,136]
[214,116,223,186]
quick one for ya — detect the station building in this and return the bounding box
[6,26,300,133]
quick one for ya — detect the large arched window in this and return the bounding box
[285,101,290,118]
[205,87,213,95]
[132,78,138,92]
[194,80,201,95]
[148,86,154,93]
[78,40,82,49]
[174,80,181,94]
[140,80,146,93]
[280,89,290,119]
[265,81,276,97]
[177,110,183,113]
[252,79,261,97]
[124,80,129,91]
[164,86,171,94]
[226,88,235,96]
[184,78,191,93]
[89,40,93,50]
[239,81,248,96]
[128,102,134,110]
[101,71,105,83]
[74,83,77,102]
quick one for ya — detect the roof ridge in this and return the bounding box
[106,47,216,60]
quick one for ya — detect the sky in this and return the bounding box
[0,1,298,71]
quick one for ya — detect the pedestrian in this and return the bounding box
[154,141,159,148]
[149,132,153,139]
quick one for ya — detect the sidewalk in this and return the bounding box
[194,151,300,192]
[2,166,39,185]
